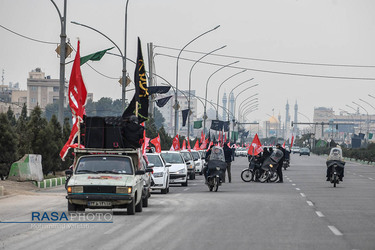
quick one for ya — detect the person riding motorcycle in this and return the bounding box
[275,144,285,183]
[326,147,345,181]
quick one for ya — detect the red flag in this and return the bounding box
[200,139,208,150]
[171,134,180,151]
[290,135,295,148]
[207,141,213,151]
[218,131,222,143]
[187,138,191,151]
[182,140,186,150]
[200,131,204,143]
[68,40,87,120]
[227,141,230,147]
[193,140,200,150]
[248,133,263,156]
[282,141,286,148]
[224,132,227,143]
[150,134,161,153]
[59,121,79,160]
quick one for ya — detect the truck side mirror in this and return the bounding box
[65,169,73,176]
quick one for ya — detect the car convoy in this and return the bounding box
[65,143,308,215]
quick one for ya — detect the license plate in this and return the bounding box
[88,201,112,207]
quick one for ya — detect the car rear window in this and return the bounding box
[147,155,163,167]
[161,153,184,163]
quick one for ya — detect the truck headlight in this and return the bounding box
[116,186,132,194]
[68,186,83,193]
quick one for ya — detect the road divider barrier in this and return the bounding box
[34,177,66,188]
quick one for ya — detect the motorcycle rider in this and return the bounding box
[203,145,214,183]
[275,144,285,183]
[326,147,345,181]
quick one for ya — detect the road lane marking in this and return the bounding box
[306,201,314,206]
[300,193,306,197]
[315,211,325,217]
[328,225,343,236]
[369,178,374,180]
[289,180,293,182]
[359,175,364,177]
[296,188,300,191]
[183,188,189,191]
[292,183,296,186]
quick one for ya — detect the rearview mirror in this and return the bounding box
[135,170,145,175]
[65,169,73,176]
[165,164,171,168]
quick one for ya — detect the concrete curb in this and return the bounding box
[34,177,66,188]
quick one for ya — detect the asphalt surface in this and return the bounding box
[0,154,374,250]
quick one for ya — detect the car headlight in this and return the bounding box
[269,164,273,168]
[153,172,164,178]
[68,186,83,194]
[175,168,186,174]
[216,167,220,171]
[116,186,132,194]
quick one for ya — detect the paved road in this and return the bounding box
[0,154,374,250]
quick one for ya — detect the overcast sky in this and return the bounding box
[1,0,375,126]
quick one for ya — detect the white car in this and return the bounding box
[146,153,170,194]
[161,151,188,187]
[180,150,196,180]
[190,150,203,175]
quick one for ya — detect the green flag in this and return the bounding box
[369,133,373,140]
[80,47,114,66]
[193,120,202,129]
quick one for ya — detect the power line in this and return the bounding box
[0,24,57,45]
[154,44,375,68]
[155,53,375,81]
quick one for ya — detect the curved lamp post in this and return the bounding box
[187,45,226,137]
[227,81,256,121]
[174,25,220,135]
[353,101,369,140]
[216,69,247,119]
[204,61,239,134]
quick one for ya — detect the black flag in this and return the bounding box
[156,96,172,108]
[122,38,149,123]
[223,121,230,132]
[210,120,224,131]
[148,86,171,95]
[182,109,190,127]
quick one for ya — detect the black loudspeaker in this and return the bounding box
[104,117,124,148]
[84,117,105,148]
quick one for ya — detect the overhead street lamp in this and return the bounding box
[216,69,247,119]
[50,0,67,126]
[242,105,259,119]
[174,25,220,136]
[71,21,128,108]
[243,107,258,121]
[238,98,258,119]
[203,61,239,134]
[227,81,256,121]
[234,92,258,123]
[353,101,369,140]
[187,45,226,138]
[359,98,375,112]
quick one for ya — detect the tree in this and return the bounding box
[0,113,17,179]
[16,103,30,159]
[7,106,16,127]
[154,107,165,130]
[158,126,173,150]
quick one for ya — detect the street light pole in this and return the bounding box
[203,61,239,134]
[227,81,256,121]
[234,92,258,124]
[50,0,67,126]
[187,45,226,138]
[353,101,369,142]
[174,25,220,136]
[122,0,130,108]
[216,69,246,119]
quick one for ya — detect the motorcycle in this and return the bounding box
[205,146,227,192]
[326,147,345,188]
[259,149,284,183]
[241,155,262,182]
[283,159,290,170]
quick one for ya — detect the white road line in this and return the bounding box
[306,201,314,207]
[104,224,123,235]
[353,173,357,175]
[183,188,189,191]
[315,211,325,217]
[296,188,300,191]
[300,193,306,197]
[292,183,296,186]
[328,225,343,236]
[289,180,293,182]
[359,175,364,178]
[369,178,374,180]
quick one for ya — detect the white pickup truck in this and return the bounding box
[65,148,152,215]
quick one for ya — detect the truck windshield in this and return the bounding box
[75,156,133,175]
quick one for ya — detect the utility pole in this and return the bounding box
[147,42,154,118]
